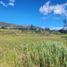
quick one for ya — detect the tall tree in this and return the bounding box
[63,18,67,30]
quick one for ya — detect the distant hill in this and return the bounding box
[0,22,44,33]
[0,22,67,34]
[0,22,40,30]
[0,22,16,29]
[0,22,15,28]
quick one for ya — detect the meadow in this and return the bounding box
[0,29,67,67]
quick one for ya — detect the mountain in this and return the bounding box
[0,22,44,32]
[0,22,67,34]
[0,22,16,29]
[0,22,37,30]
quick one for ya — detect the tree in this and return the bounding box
[59,19,67,33]
[63,19,67,30]
[30,24,36,30]
[1,26,6,29]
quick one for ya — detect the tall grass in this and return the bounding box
[0,31,67,67]
[17,41,67,67]
[0,40,67,67]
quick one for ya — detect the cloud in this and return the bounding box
[41,16,60,21]
[8,2,15,6]
[39,1,67,16]
[9,0,15,2]
[0,0,15,7]
[39,1,50,15]
[0,1,7,7]
[50,27,63,30]
[8,0,15,6]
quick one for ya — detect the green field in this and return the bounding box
[0,29,67,67]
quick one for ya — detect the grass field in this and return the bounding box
[0,29,67,67]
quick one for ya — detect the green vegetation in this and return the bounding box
[0,29,67,67]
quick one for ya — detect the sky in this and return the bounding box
[0,0,67,29]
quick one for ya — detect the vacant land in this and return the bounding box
[0,29,67,67]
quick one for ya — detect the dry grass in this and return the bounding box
[0,29,67,67]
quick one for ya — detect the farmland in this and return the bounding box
[0,29,67,67]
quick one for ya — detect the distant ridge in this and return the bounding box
[0,22,16,27]
[0,22,40,30]
[0,22,67,33]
